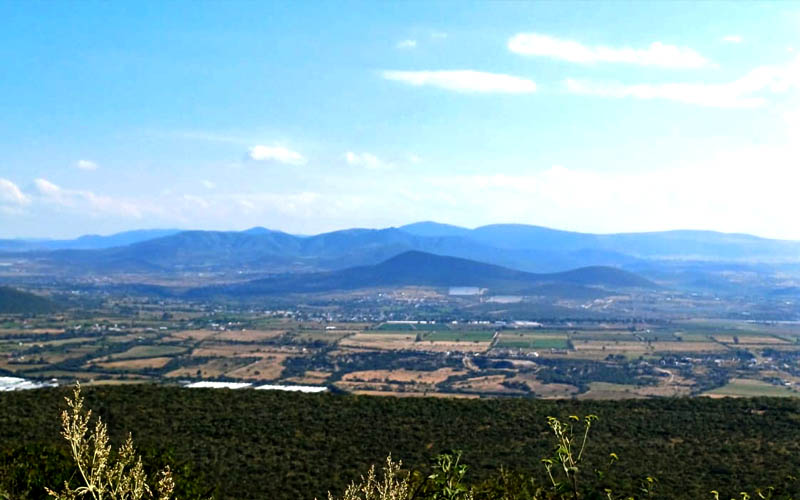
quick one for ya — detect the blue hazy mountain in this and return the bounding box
[0,229,182,251]
[400,223,800,262]
[188,250,656,299]
[4,223,800,288]
[27,226,644,274]
[398,221,473,238]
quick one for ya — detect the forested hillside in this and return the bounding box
[0,287,59,314]
[2,386,800,499]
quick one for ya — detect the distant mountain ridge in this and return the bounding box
[399,222,800,261]
[3,222,800,283]
[0,229,182,251]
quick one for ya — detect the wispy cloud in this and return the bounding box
[248,145,306,165]
[345,151,390,170]
[396,39,417,49]
[423,143,800,238]
[564,55,800,108]
[33,178,144,218]
[201,180,216,189]
[565,79,765,108]
[182,194,210,209]
[0,178,29,207]
[382,70,537,94]
[33,178,61,196]
[508,33,711,68]
[75,159,99,171]
[722,35,743,44]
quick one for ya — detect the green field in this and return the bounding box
[497,337,570,349]
[703,379,800,398]
[108,344,187,360]
[636,331,681,341]
[674,332,713,342]
[425,330,494,342]
[571,332,635,341]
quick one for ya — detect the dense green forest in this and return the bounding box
[3,386,800,499]
[0,287,59,314]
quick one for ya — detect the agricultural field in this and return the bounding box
[496,331,569,350]
[703,378,800,398]
[4,305,800,398]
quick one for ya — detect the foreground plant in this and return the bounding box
[46,384,175,500]
[328,414,665,500]
[541,415,598,499]
[327,455,411,500]
[421,452,473,500]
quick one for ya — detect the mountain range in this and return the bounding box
[0,229,181,252]
[2,222,799,295]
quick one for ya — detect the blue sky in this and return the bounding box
[2,1,800,239]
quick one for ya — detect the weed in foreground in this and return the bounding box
[46,384,175,500]
[326,455,411,500]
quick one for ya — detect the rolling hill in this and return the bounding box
[0,286,60,314]
[188,251,656,299]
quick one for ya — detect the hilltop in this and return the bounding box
[190,250,656,298]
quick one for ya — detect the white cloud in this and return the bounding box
[565,78,766,108]
[11,138,800,239]
[382,70,537,94]
[0,178,29,206]
[183,194,210,209]
[396,39,417,49]
[344,152,390,170]
[34,178,62,196]
[722,35,743,44]
[565,55,800,108]
[75,159,99,170]
[201,180,216,189]
[508,33,711,68]
[33,178,144,218]
[248,145,306,165]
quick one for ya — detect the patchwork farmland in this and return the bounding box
[4,306,800,399]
